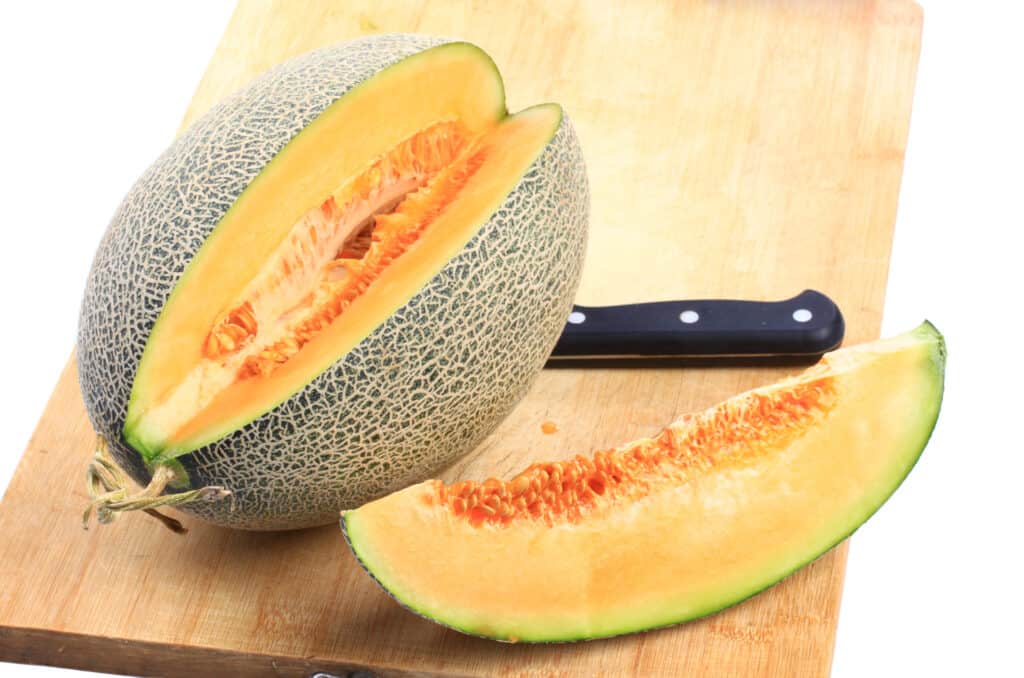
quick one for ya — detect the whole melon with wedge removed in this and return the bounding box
[77,35,589,530]
[343,323,945,641]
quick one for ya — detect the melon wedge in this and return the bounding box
[343,322,945,641]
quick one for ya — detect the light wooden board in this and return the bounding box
[0,1,922,675]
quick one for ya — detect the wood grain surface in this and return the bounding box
[0,1,922,676]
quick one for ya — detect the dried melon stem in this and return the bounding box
[432,378,837,527]
[82,436,232,534]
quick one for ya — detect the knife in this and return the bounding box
[550,289,844,362]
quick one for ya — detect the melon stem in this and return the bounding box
[82,436,232,534]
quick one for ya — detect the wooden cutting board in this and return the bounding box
[0,1,922,676]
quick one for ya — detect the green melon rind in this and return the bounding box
[342,322,945,642]
[77,34,590,529]
[122,41,507,461]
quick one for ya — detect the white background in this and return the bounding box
[0,3,1021,677]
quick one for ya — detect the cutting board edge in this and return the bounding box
[0,624,443,678]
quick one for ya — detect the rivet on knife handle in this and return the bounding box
[550,289,845,361]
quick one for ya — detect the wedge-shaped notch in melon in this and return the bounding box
[123,54,565,458]
[125,101,568,459]
[343,323,945,642]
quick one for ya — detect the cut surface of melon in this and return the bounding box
[343,323,945,642]
[124,43,563,460]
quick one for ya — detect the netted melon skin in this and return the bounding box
[77,35,589,530]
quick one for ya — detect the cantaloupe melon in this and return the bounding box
[77,35,589,530]
[343,323,945,641]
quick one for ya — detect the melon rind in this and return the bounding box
[77,35,589,529]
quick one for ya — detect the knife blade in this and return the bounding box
[549,289,844,362]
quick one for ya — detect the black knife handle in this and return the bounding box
[550,290,844,359]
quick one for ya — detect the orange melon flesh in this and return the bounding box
[124,44,564,460]
[343,323,945,641]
